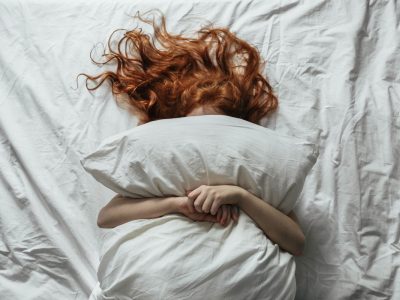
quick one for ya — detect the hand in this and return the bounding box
[215,204,239,226]
[175,196,219,223]
[186,185,243,223]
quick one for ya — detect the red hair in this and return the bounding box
[78,12,278,124]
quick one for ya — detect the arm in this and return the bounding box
[97,194,177,228]
[97,194,222,228]
[238,189,305,256]
[187,185,305,256]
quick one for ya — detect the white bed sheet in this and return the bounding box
[0,0,399,299]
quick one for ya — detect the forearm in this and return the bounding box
[238,190,305,256]
[97,194,178,228]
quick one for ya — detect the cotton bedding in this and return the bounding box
[81,115,318,215]
[1,0,399,300]
[90,213,296,300]
[82,115,317,299]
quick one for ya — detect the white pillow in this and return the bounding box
[80,115,318,214]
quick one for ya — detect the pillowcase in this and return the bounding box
[80,115,318,214]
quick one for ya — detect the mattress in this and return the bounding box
[0,0,399,299]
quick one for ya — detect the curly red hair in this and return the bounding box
[78,12,278,125]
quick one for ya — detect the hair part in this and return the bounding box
[78,12,278,124]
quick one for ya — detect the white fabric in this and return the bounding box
[81,114,316,299]
[1,0,399,299]
[81,115,318,215]
[92,213,296,300]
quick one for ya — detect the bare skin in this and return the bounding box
[97,106,305,256]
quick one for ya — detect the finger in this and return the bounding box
[187,186,203,200]
[217,208,222,222]
[232,206,239,222]
[193,192,207,213]
[210,199,222,216]
[221,205,228,225]
[202,195,214,214]
[224,207,231,226]
[185,189,193,196]
[224,205,231,226]
[229,206,235,222]
[225,206,232,225]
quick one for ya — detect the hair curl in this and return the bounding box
[78,12,278,125]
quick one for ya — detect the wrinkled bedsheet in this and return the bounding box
[0,0,399,299]
[90,213,295,300]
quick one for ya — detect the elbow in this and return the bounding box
[97,208,114,228]
[292,234,305,257]
[97,211,107,228]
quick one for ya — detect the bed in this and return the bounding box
[0,0,399,299]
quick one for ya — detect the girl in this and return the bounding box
[79,12,305,257]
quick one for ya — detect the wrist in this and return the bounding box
[167,196,183,214]
[236,187,248,207]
